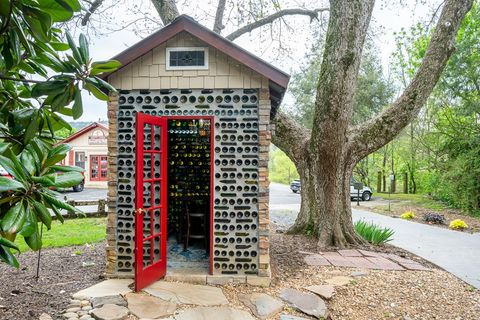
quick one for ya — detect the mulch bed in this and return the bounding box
[2,232,479,320]
[369,204,480,233]
[0,243,106,320]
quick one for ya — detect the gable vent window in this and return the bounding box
[166,47,208,70]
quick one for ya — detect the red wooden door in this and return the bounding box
[134,113,168,291]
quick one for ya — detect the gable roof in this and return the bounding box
[61,122,108,144]
[101,15,289,109]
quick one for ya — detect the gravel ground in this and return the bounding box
[1,234,479,320]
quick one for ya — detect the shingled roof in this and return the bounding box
[102,15,290,110]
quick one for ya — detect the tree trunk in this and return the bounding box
[288,157,364,246]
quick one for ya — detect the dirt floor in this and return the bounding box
[357,197,480,233]
[1,234,480,320]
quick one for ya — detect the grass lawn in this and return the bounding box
[17,217,107,252]
[374,192,447,210]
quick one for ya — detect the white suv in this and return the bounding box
[350,178,372,201]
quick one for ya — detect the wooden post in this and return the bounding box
[98,199,106,215]
[377,171,382,193]
[403,172,408,194]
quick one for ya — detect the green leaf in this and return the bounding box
[0,155,27,183]
[46,202,64,223]
[0,245,19,268]
[0,237,19,251]
[50,165,84,173]
[32,201,52,230]
[24,110,39,143]
[38,0,74,22]
[0,201,26,234]
[31,175,56,187]
[41,192,81,213]
[23,6,52,42]
[20,149,36,176]
[65,31,83,64]
[72,85,83,120]
[0,178,25,193]
[78,33,89,62]
[31,80,69,98]
[54,172,84,188]
[19,206,37,237]
[44,143,71,167]
[50,41,70,51]
[85,80,108,101]
[90,60,122,75]
[93,76,117,93]
[24,222,42,251]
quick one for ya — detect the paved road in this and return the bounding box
[269,182,480,289]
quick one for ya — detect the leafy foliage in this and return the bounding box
[269,145,299,184]
[354,220,395,245]
[423,213,446,225]
[0,0,120,267]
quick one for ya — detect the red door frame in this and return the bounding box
[134,114,168,291]
[165,116,214,275]
[89,155,108,181]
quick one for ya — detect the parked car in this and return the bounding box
[290,179,301,193]
[350,178,372,201]
[290,178,373,201]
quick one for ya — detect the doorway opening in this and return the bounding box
[165,117,213,274]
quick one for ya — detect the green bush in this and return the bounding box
[354,220,395,245]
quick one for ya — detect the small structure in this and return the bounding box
[62,122,109,188]
[102,15,289,290]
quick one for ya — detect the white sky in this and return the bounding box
[78,0,439,122]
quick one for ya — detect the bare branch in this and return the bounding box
[350,0,473,161]
[151,0,180,25]
[81,0,105,26]
[271,111,309,164]
[225,8,329,41]
[213,0,227,34]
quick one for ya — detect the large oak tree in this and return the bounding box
[79,0,473,246]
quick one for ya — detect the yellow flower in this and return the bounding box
[449,219,468,230]
[400,211,415,220]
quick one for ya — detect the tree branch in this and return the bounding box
[271,111,309,164]
[213,0,227,34]
[0,75,43,84]
[150,0,180,25]
[350,0,473,161]
[81,0,105,26]
[225,8,329,41]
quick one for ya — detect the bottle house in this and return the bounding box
[102,15,289,290]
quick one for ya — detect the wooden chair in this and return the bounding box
[183,201,208,251]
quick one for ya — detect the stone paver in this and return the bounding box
[238,293,283,319]
[365,257,405,270]
[279,288,327,319]
[73,279,132,300]
[91,304,129,320]
[91,295,127,309]
[305,285,335,300]
[144,281,228,306]
[338,249,363,257]
[279,315,310,320]
[304,254,331,266]
[174,306,255,320]
[39,313,53,320]
[324,276,354,286]
[125,292,177,319]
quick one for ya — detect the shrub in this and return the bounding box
[449,219,468,230]
[400,211,415,220]
[423,213,446,224]
[354,220,395,245]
